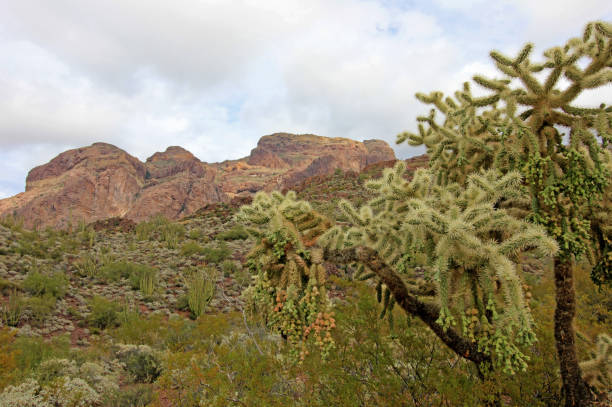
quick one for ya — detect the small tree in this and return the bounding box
[397,21,611,405]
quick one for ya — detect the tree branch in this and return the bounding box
[323,246,492,368]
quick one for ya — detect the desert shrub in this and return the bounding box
[135,215,168,241]
[0,379,47,407]
[74,252,98,278]
[110,313,169,347]
[127,266,158,297]
[88,297,120,330]
[115,344,162,383]
[179,242,205,257]
[215,225,248,241]
[0,328,19,389]
[23,271,67,299]
[1,290,24,327]
[13,335,71,376]
[36,358,78,385]
[0,278,21,296]
[187,228,202,240]
[185,270,216,319]
[99,261,133,282]
[78,361,120,397]
[111,384,154,407]
[220,259,238,276]
[43,377,101,407]
[25,295,56,325]
[174,295,189,312]
[232,267,252,288]
[77,222,96,248]
[100,261,157,296]
[202,243,231,264]
[160,223,185,249]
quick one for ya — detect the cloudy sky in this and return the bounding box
[0,0,611,198]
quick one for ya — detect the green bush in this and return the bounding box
[175,295,189,312]
[88,296,120,330]
[74,252,98,278]
[0,278,21,296]
[221,260,239,277]
[99,261,132,282]
[215,226,249,241]
[160,223,185,249]
[112,383,154,407]
[100,261,156,294]
[36,358,77,384]
[188,228,203,240]
[13,334,71,374]
[202,243,231,264]
[115,344,162,383]
[25,295,56,324]
[135,215,168,241]
[180,242,205,257]
[23,271,68,299]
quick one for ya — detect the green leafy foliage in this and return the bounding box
[25,295,56,325]
[88,296,120,330]
[115,344,162,383]
[23,271,68,299]
[215,225,249,241]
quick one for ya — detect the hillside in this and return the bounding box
[0,155,609,406]
[0,133,395,229]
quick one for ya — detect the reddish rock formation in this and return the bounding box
[1,143,146,229]
[363,139,396,166]
[0,133,397,228]
[217,133,396,194]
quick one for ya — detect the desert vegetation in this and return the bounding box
[0,21,610,407]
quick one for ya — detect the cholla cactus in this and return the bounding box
[238,191,335,361]
[398,20,611,271]
[319,162,557,374]
[397,21,611,405]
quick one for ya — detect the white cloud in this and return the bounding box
[0,0,610,198]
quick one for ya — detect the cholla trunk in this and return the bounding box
[324,246,492,372]
[553,258,592,406]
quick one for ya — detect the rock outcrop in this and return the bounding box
[126,147,223,222]
[0,133,396,228]
[1,143,146,229]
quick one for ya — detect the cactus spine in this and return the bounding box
[398,21,611,406]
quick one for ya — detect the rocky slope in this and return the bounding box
[0,133,395,228]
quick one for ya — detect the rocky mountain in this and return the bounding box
[0,133,395,228]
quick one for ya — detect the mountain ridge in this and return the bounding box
[0,133,396,228]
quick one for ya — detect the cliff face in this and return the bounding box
[0,133,396,228]
[217,133,396,193]
[126,146,223,222]
[0,143,146,229]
